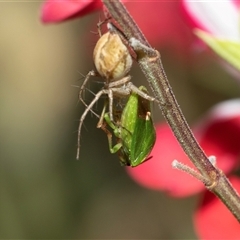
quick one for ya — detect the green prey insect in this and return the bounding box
[100,86,156,167]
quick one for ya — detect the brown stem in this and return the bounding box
[102,0,240,221]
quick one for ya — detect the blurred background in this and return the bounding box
[1,2,239,239]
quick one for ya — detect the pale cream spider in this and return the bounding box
[77,22,155,159]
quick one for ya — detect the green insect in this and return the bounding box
[101,86,156,167]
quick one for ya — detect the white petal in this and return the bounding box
[210,98,240,119]
[183,0,240,40]
[195,99,240,136]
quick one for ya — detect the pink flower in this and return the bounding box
[127,99,240,238]
[182,0,240,78]
[40,1,194,56]
[182,0,240,41]
[41,0,102,23]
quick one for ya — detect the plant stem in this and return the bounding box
[102,0,240,221]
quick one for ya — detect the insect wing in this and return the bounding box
[120,91,138,157]
[130,89,156,167]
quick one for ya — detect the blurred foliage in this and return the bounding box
[0,2,239,239]
[196,29,240,72]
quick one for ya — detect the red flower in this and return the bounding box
[195,177,240,239]
[41,0,102,23]
[127,99,240,238]
[40,1,194,56]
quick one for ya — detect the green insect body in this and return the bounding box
[104,86,156,167]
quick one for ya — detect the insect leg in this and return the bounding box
[96,99,108,128]
[79,70,97,104]
[78,70,101,118]
[108,88,114,122]
[127,82,157,103]
[102,113,122,153]
[108,75,131,88]
[77,89,108,159]
[97,16,111,37]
